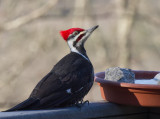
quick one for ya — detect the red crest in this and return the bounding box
[60,28,84,41]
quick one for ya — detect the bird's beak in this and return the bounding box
[78,25,99,45]
[86,25,99,34]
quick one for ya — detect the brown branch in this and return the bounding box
[0,0,58,31]
[116,0,139,68]
[138,13,160,26]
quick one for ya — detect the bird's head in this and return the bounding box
[60,25,98,54]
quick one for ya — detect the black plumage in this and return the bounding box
[5,52,94,111]
[4,25,98,111]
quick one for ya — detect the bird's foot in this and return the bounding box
[75,100,89,108]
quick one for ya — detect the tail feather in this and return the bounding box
[3,98,38,112]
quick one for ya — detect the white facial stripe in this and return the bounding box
[76,32,90,47]
[74,33,82,41]
[67,36,89,62]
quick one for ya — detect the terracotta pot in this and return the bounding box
[95,70,160,107]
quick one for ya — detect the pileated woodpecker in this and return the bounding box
[5,25,98,111]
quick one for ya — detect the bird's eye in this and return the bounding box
[73,31,79,36]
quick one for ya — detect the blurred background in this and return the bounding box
[0,0,160,111]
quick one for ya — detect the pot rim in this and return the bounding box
[95,71,160,90]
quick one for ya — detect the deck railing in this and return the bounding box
[0,101,160,119]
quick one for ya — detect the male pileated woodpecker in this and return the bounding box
[4,25,98,111]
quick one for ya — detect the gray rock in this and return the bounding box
[105,67,135,83]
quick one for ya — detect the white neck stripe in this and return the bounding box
[71,49,89,61]
[67,40,89,61]
[76,51,89,61]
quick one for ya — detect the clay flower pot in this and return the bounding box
[95,70,160,107]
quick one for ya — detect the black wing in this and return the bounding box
[29,52,93,108]
[5,52,93,111]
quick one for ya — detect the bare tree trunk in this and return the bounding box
[72,0,86,27]
[0,0,58,89]
[0,0,58,31]
[116,0,139,67]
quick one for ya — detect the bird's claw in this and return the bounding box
[75,100,89,108]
